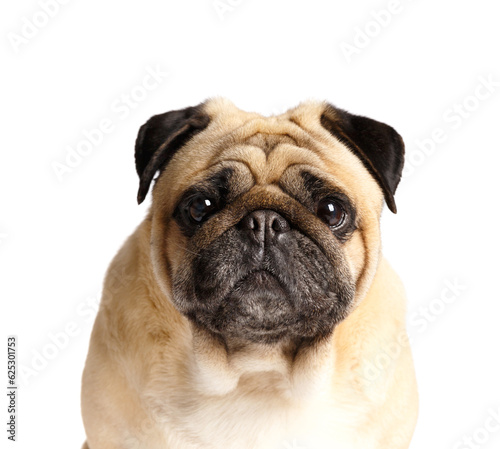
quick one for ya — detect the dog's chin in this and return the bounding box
[182,270,344,345]
[216,270,297,343]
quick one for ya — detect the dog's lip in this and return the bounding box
[237,269,285,288]
[222,268,290,307]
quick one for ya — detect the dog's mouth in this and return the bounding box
[181,264,351,344]
[218,269,294,331]
[234,269,288,297]
[173,226,355,344]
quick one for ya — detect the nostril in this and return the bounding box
[239,213,263,232]
[239,210,289,243]
[271,216,290,233]
[248,217,256,230]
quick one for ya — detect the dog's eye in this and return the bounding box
[188,195,216,223]
[316,198,345,228]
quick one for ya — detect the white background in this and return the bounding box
[1,0,500,448]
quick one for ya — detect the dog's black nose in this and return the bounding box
[239,210,290,244]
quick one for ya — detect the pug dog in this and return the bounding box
[81,98,418,449]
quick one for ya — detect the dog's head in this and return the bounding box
[135,99,404,345]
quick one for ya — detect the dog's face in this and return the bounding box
[135,99,404,345]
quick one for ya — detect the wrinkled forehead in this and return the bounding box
[210,123,331,184]
[156,103,382,215]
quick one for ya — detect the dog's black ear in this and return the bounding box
[320,104,404,213]
[135,104,211,204]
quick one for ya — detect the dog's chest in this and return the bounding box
[154,372,365,449]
